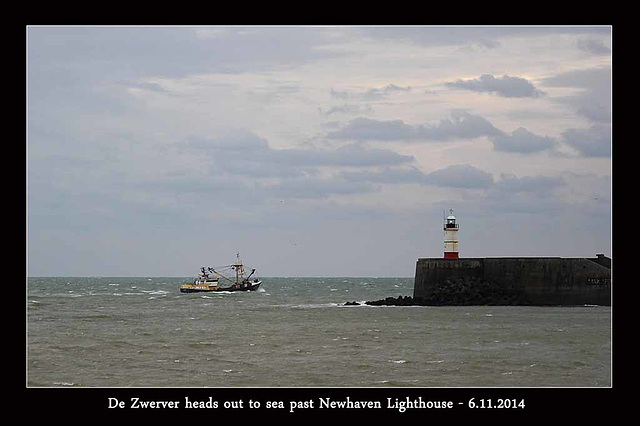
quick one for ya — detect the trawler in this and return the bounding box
[179,254,262,293]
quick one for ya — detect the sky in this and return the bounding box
[26,26,612,277]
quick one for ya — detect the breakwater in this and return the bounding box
[348,254,611,307]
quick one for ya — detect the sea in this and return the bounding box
[27,276,611,388]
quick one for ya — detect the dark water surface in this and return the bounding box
[27,277,611,387]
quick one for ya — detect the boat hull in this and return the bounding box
[180,281,262,293]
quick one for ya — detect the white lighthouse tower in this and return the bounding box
[443,209,459,258]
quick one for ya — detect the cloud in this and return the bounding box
[356,26,609,50]
[27,27,612,276]
[327,117,419,141]
[359,84,411,100]
[342,163,494,189]
[320,104,372,116]
[328,111,557,156]
[327,111,501,142]
[176,131,415,202]
[467,173,573,220]
[186,131,414,169]
[328,84,411,104]
[424,164,494,189]
[542,66,611,123]
[576,38,611,56]
[28,26,346,80]
[270,144,414,168]
[260,176,375,200]
[340,165,570,209]
[445,74,545,98]
[341,167,428,185]
[186,131,270,152]
[434,111,503,140]
[132,81,170,93]
[494,173,566,195]
[561,124,611,157]
[489,127,557,153]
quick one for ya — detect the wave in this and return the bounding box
[268,302,342,310]
[289,303,341,309]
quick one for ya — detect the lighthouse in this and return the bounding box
[443,209,459,258]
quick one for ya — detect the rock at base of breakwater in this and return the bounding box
[347,277,529,306]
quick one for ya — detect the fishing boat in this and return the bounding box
[179,254,262,293]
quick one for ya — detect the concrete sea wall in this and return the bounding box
[413,255,611,306]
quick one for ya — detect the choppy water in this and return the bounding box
[27,277,611,387]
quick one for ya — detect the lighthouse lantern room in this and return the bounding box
[443,209,459,259]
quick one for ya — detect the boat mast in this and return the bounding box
[206,253,252,286]
[234,252,250,283]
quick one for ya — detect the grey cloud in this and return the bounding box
[260,176,375,200]
[494,174,566,195]
[362,84,411,100]
[186,131,413,169]
[247,83,301,103]
[320,104,373,116]
[327,111,501,142]
[186,131,497,193]
[134,82,170,93]
[141,174,253,200]
[342,167,428,185]
[473,173,573,219]
[186,132,270,152]
[476,39,501,49]
[27,27,346,124]
[425,164,494,189]
[176,132,414,201]
[436,111,503,140]
[27,26,612,276]
[441,172,577,223]
[330,84,411,101]
[327,117,418,141]
[342,164,494,189]
[357,26,609,49]
[489,127,556,153]
[148,172,377,203]
[576,38,611,56]
[28,27,346,81]
[445,74,545,98]
[543,66,610,90]
[542,66,611,123]
[329,88,350,100]
[270,144,414,167]
[562,124,611,157]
